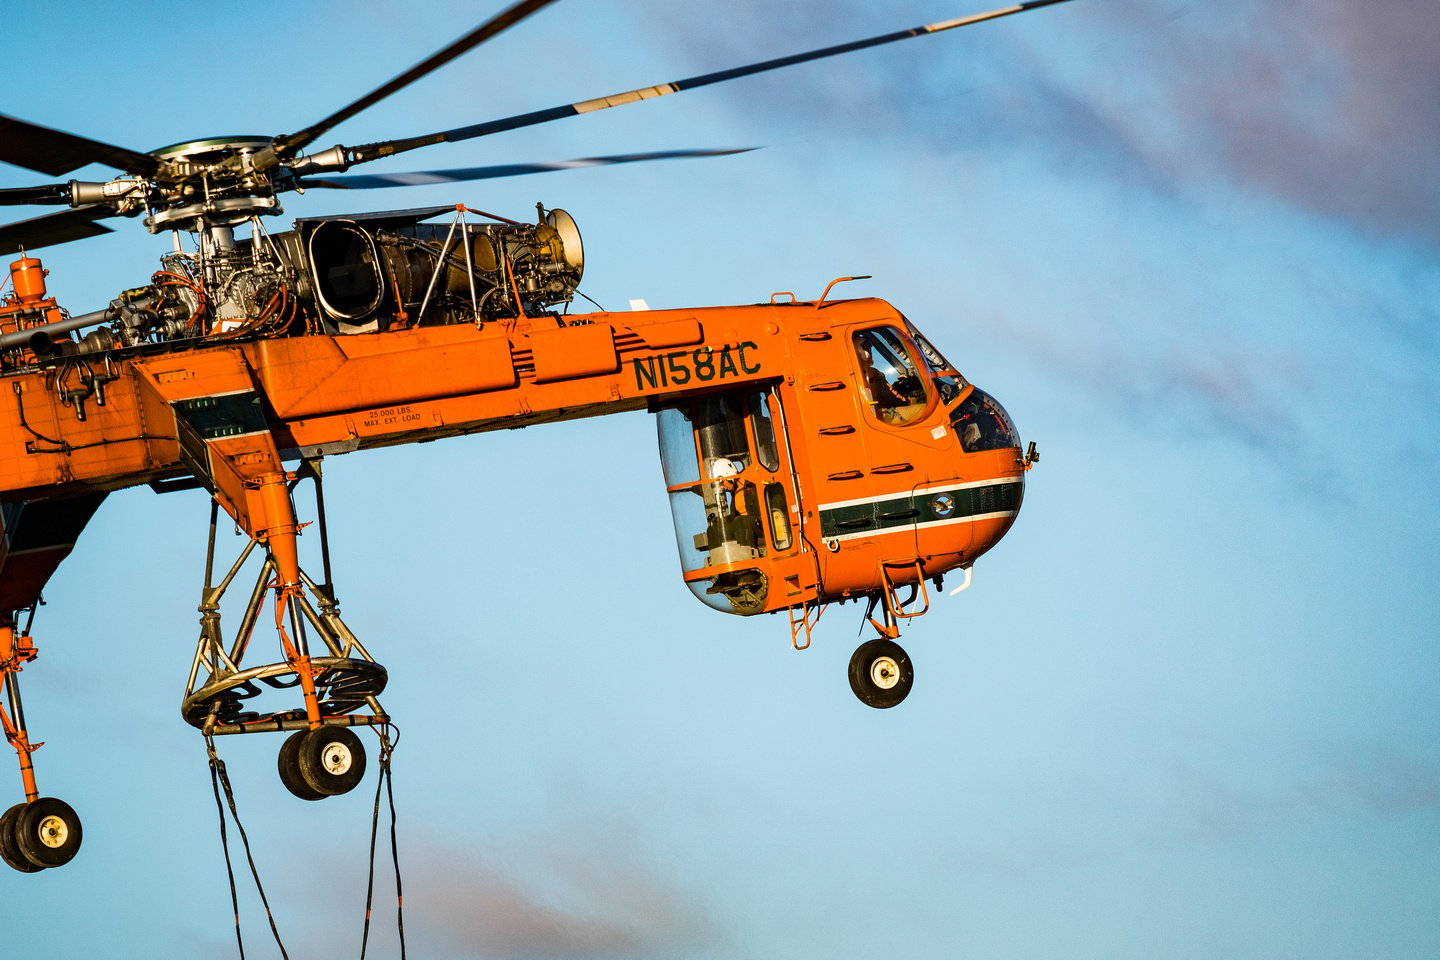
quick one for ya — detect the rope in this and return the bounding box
[206,745,245,960]
[206,727,407,960]
[206,736,291,960]
[361,725,407,960]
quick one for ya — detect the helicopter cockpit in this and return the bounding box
[905,325,1020,452]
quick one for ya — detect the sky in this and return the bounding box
[2,1,1437,957]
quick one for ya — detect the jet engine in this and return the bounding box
[294,206,583,333]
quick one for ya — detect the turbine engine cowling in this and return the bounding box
[297,208,583,332]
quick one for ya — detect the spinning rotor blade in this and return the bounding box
[270,0,560,162]
[0,206,117,256]
[0,114,161,178]
[0,184,73,206]
[298,147,756,189]
[344,0,1076,166]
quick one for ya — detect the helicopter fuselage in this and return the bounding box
[0,240,1027,625]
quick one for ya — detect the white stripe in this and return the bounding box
[818,476,1021,513]
[825,510,1018,543]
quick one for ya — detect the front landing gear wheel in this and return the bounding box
[0,803,44,872]
[297,726,367,797]
[848,639,914,709]
[10,798,82,868]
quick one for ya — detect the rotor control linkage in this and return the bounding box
[0,622,83,871]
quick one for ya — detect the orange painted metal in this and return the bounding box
[0,625,40,802]
[0,256,1031,804]
[0,291,1025,609]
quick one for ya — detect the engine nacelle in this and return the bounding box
[297,207,583,333]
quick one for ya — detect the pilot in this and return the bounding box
[857,336,926,424]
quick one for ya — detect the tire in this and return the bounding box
[847,639,914,709]
[297,726,366,797]
[14,797,82,868]
[0,802,45,872]
[278,729,327,801]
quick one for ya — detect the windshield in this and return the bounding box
[910,329,967,406]
[949,387,1020,452]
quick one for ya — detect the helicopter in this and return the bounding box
[0,0,1061,873]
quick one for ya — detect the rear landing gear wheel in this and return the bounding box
[297,726,366,797]
[0,803,45,872]
[11,797,82,868]
[848,639,914,709]
[278,730,327,801]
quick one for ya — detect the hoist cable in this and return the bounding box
[361,726,407,960]
[207,747,246,960]
[206,736,291,960]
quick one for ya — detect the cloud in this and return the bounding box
[648,1,1440,246]
[290,823,725,960]
[1067,0,1440,246]
[405,842,722,959]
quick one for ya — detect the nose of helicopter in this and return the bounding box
[936,385,1028,568]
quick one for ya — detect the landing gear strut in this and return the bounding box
[848,585,918,709]
[1,616,84,871]
[182,463,388,799]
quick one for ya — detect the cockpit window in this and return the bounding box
[911,331,967,406]
[853,327,929,426]
[949,387,1020,452]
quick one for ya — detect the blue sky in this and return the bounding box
[3,1,1437,957]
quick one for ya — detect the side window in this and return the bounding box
[764,482,792,551]
[750,391,780,472]
[853,328,929,426]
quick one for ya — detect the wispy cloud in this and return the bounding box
[1040,1,1440,246]
[652,1,1440,246]
[290,821,724,960]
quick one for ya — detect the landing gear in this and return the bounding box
[848,638,913,709]
[278,727,367,799]
[0,798,82,871]
[278,730,326,801]
[1,618,84,871]
[182,463,389,802]
[0,803,42,872]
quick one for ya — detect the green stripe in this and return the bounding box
[818,481,1022,539]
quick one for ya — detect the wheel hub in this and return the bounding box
[36,814,69,849]
[320,741,353,775]
[870,656,901,690]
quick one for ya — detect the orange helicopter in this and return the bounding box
[0,0,1057,872]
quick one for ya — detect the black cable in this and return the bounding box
[386,737,407,960]
[206,736,291,960]
[207,742,247,960]
[361,726,406,960]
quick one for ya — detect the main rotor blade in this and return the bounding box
[345,0,1075,166]
[272,0,561,160]
[0,115,161,178]
[0,184,73,206]
[297,147,755,190]
[0,206,117,256]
